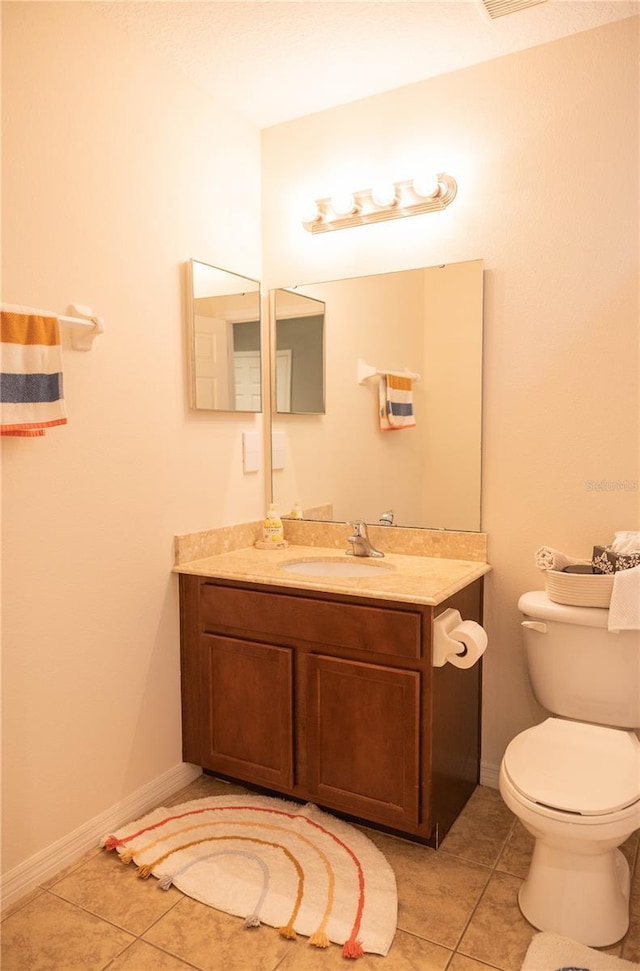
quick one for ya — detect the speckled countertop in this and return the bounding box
[173,544,490,607]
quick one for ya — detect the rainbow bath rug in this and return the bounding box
[101,793,397,959]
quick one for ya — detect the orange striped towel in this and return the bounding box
[1,310,67,437]
[379,374,416,430]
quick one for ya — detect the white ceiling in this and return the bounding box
[95,0,638,128]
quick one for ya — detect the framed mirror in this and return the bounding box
[270,259,484,531]
[188,259,261,412]
[272,290,325,414]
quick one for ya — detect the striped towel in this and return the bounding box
[379,374,416,430]
[1,310,67,437]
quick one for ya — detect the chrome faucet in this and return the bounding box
[346,520,385,558]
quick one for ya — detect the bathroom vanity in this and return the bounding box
[176,534,489,846]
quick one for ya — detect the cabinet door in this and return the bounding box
[201,634,294,790]
[306,655,420,829]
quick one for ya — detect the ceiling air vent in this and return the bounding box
[481,0,549,18]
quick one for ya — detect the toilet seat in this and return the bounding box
[503,718,640,816]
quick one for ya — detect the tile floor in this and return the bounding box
[2,776,639,971]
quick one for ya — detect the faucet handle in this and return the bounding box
[350,520,368,536]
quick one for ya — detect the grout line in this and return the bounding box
[449,863,495,953]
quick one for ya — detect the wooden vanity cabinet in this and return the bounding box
[179,573,483,846]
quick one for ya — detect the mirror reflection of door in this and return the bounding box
[276,350,292,412]
[189,260,261,413]
[193,314,232,410]
[234,350,261,410]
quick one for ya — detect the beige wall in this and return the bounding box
[422,261,483,530]
[261,17,639,780]
[2,4,638,889]
[1,2,262,876]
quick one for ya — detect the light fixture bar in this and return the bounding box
[302,173,457,234]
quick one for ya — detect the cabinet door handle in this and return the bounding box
[521,620,547,633]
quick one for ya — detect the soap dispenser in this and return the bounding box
[290,502,303,520]
[262,503,284,545]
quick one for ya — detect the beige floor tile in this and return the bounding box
[457,871,536,971]
[621,909,640,963]
[143,895,292,971]
[440,786,516,868]
[495,821,534,879]
[365,831,491,949]
[12,779,635,971]
[1,886,44,921]
[620,832,639,871]
[630,847,640,918]
[40,844,104,891]
[275,927,451,970]
[448,955,503,971]
[107,938,204,969]
[0,891,134,971]
[49,845,183,935]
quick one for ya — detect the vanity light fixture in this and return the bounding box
[302,172,457,234]
[330,191,359,216]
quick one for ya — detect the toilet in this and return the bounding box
[499,591,640,947]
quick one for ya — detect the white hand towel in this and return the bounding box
[534,546,590,572]
[611,531,640,554]
[608,564,640,631]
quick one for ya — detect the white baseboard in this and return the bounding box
[1,762,201,911]
[480,760,500,789]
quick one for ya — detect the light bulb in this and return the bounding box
[371,182,398,208]
[300,200,321,224]
[412,174,441,199]
[331,192,358,216]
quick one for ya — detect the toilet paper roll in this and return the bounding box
[446,620,488,669]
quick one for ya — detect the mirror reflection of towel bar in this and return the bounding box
[357,358,421,384]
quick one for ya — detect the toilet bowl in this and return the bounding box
[500,716,640,946]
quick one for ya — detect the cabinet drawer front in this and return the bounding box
[200,584,421,659]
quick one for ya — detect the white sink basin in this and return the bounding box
[281,558,393,578]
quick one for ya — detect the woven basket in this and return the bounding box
[544,569,613,608]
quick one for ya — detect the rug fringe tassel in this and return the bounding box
[278,923,298,941]
[119,849,135,865]
[342,938,364,959]
[308,930,330,949]
[243,914,261,928]
[137,864,153,879]
[157,875,174,890]
[101,835,122,851]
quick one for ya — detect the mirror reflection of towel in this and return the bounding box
[1,310,67,437]
[379,374,415,430]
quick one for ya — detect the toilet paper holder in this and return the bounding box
[432,607,488,668]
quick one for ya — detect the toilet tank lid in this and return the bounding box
[519,591,609,628]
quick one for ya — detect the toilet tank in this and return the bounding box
[518,591,640,728]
